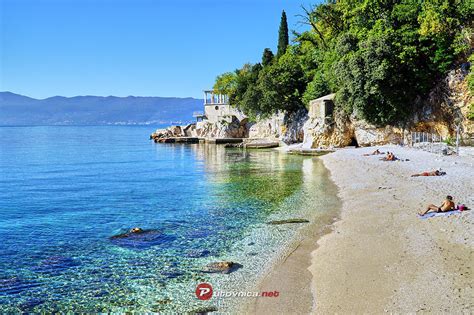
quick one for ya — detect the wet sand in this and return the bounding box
[244,145,473,314]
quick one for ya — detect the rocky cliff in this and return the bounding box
[150,115,250,141]
[302,63,474,148]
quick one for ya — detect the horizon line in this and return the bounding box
[0,91,204,101]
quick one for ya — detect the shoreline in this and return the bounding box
[243,145,473,313]
[239,215,338,314]
[239,154,342,314]
[218,154,341,314]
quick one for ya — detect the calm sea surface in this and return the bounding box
[0,126,339,312]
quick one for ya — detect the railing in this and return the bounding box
[409,131,449,155]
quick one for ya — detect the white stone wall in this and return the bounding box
[204,105,246,123]
[205,104,231,122]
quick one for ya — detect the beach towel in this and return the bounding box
[418,210,464,219]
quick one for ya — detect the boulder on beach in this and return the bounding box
[267,219,310,225]
[201,261,242,274]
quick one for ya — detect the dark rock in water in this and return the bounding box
[267,219,310,225]
[247,242,255,246]
[247,252,258,256]
[201,261,242,274]
[190,306,218,314]
[156,298,172,305]
[110,227,147,239]
[110,229,173,249]
[186,249,211,258]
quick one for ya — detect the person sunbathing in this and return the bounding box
[418,195,455,216]
[380,152,397,161]
[363,149,384,156]
[411,170,446,177]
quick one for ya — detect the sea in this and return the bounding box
[0,126,339,313]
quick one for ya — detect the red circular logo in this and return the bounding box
[195,283,213,300]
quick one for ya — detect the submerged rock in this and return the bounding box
[201,261,242,274]
[267,219,310,225]
[110,229,173,249]
[190,306,218,314]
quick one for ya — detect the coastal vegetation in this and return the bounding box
[213,0,472,126]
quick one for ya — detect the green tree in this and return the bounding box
[229,63,262,111]
[213,1,471,125]
[262,48,274,66]
[302,71,329,106]
[334,32,411,125]
[258,52,306,114]
[277,10,289,57]
[213,72,237,96]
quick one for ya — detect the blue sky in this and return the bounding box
[0,0,315,99]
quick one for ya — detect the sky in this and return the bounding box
[0,0,315,99]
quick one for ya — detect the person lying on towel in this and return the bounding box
[380,152,397,161]
[411,170,446,177]
[363,149,384,156]
[419,195,455,216]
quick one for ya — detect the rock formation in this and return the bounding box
[195,116,249,138]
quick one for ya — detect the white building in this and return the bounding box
[194,90,244,123]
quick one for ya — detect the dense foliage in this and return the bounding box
[214,1,472,125]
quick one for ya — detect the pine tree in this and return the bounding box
[262,48,274,66]
[277,10,289,57]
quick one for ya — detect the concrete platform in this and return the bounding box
[205,138,244,144]
[244,141,280,149]
[154,137,200,143]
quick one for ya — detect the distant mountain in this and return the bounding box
[0,92,203,126]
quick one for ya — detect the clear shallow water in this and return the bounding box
[0,126,339,312]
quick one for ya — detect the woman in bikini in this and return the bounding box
[411,170,446,177]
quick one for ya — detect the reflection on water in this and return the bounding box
[0,126,339,313]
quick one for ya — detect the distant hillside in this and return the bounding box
[0,92,203,126]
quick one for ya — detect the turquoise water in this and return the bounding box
[0,126,339,312]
